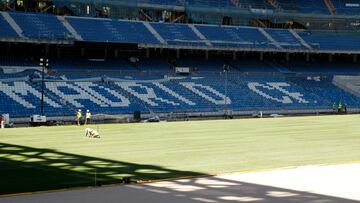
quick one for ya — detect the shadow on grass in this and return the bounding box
[0,142,205,195]
[1,166,358,203]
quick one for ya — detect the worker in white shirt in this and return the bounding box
[76,109,82,126]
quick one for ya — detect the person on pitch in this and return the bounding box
[85,110,91,125]
[76,109,82,126]
[338,102,342,113]
[0,115,3,129]
[332,102,337,113]
[85,128,100,138]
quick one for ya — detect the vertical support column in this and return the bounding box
[259,52,264,61]
[329,54,333,63]
[45,45,49,56]
[233,51,237,60]
[205,50,209,60]
[146,48,150,58]
[286,53,290,62]
[114,49,118,58]
[104,49,108,58]
[6,43,11,55]
[176,49,180,59]
[353,54,358,63]
[81,47,85,57]
[57,46,61,59]
[306,53,310,62]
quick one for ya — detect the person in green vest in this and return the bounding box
[332,102,337,112]
[338,102,342,113]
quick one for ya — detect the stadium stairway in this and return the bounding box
[265,28,304,49]
[9,12,71,40]
[0,12,24,38]
[324,0,337,16]
[288,29,312,49]
[169,78,224,112]
[332,75,360,98]
[142,21,166,44]
[188,24,212,46]
[57,16,82,41]
[32,81,77,116]
[107,82,152,114]
[266,0,281,9]
[258,28,282,49]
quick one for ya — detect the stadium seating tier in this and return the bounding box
[0,12,359,52]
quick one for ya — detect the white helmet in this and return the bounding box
[87,110,90,112]
[78,109,81,112]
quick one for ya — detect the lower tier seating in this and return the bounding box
[0,74,359,117]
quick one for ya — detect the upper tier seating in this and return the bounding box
[298,32,360,50]
[295,0,330,14]
[265,29,304,49]
[331,0,360,15]
[9,12,71,40]
[0,12,359,52]
[195,25,274,49]
[66,17,160,44]
[0,14,18,38]
[151,23,206,46]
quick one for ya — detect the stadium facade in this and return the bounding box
[0,0,360,124]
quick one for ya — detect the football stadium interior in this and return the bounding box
[1,0,360,201]
[0,0,360,124]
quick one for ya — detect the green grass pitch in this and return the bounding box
[0,115,359,195]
